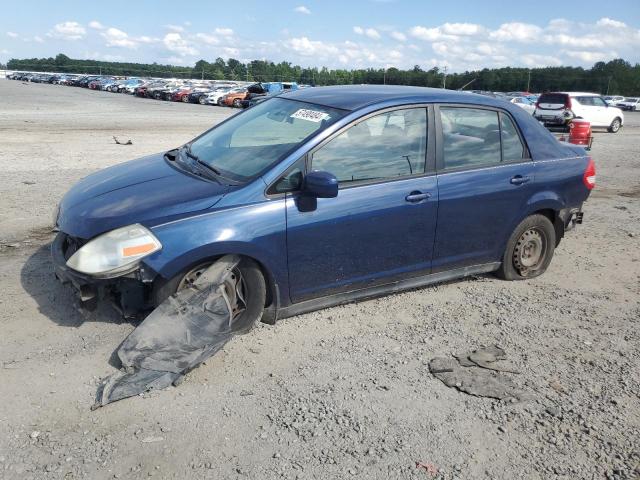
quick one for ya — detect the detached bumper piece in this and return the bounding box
[94,255,252,408]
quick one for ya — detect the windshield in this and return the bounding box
[188,97,347,182]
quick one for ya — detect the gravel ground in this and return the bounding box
[0,80,638,480]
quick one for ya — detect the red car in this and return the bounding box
[171,89,192,102]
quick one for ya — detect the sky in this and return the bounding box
[1,0,639,72]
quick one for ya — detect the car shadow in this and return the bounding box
[20,244,135,328]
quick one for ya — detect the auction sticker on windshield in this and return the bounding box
[290,109,331,122]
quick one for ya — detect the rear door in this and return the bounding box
[284,106,438,303]
[573,96,602,126]
[432,105,535,272]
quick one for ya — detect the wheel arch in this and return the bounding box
[144,242,284,323]
[515,194,565,247]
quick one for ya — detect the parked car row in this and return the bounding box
[7,71,306,109]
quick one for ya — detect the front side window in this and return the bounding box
[189,98,346,182]
[311,108,427,184]
[440,107,501,169]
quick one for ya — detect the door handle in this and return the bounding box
[405,191,431,203]
[510,175,531,185]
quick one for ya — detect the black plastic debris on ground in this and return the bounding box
[429,346,525,400]
[94,255,251,408]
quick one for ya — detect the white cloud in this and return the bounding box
[47,21,86,40]
[390,31,406,42]
[88,20,105,30]
[101,27,137,48]
[409,26,448,41]
[165,24,184,32]
[195,33,220,45]
[214,27,234,36]
[33,35,44,43]
[294,5,311,14]
[440,22,484,36]
[365,28,380,40]
[547,33,604,49]
[490,22,542,42]
[222,47,240,57]
[521,54,562,67]
[596,17,626,29]
[547,18,572,32]
[137,36,158,44]
[285,36,339,57]
[6,31,18,38]
[163,32,198,56]
[353,26,381,39]
[564,50,614,63]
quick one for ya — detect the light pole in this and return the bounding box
[442,66,447,89]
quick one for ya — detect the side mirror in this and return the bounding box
[303,171,338,198]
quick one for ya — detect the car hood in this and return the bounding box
[57,153,231,239]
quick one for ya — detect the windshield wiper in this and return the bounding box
[179,144,225,181]
[184,144,223,176]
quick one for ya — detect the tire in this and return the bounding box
[232,98,242,108]
[496,214,556,281]
[152,257,266,329]
[198,96,206,105]
[217,98,224,106]
[182,95,189,103]
[608,117,622,133]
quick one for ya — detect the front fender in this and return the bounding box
[142,199,288,298]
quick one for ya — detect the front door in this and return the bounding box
[285,107,438,303]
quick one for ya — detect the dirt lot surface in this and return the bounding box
[0,80,638,480]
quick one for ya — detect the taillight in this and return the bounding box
[583,157,596,190]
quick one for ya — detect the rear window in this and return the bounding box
[538,93,568,104]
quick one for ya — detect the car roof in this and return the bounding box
[283,85,510,111]
[549,92,601,97]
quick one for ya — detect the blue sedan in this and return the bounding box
[53,85,594,325]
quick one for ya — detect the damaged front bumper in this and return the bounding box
[51,232,158,316]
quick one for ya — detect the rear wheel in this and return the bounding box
[496,214,556,280]
[182,95,190,103]
[608,117,622,133]
[232,98,242,108]
[152,257,266,329]
[198,96,206,105]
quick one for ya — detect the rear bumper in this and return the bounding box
[560,207,584,234]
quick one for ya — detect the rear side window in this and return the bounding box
[500,113,525,162]
[440,107,501,169]
[575,96,595,106]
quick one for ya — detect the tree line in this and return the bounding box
[6,54,640,95]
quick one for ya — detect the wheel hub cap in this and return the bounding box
[513,228,545,275]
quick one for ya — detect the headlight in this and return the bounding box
[66,224,161,277]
